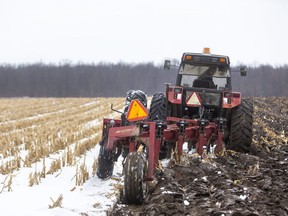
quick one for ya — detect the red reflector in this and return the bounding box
[232,93,240,98]
[224,92,240,98]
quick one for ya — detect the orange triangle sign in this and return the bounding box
[186,92,202,107]
[126,99,148,122]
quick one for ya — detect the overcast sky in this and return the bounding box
[0,0,287,66]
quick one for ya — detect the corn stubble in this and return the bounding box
[0,97,124,192]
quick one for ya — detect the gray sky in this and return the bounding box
[0,0,287,66]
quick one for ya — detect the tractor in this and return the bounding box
[96,48,253,204]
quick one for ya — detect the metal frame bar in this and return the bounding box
[102,117,224,181]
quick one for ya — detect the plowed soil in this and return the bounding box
[112,97,288,216]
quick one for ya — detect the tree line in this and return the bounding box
[0,63,287,97]
[232,65,288,97]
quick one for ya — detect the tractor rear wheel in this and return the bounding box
[228,99,253,153]
[123,152,147,204]
[96,138,114,179]
[148,92,167,121]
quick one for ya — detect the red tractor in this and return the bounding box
[96,48,253,204]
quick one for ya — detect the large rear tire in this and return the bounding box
[228,99,253,153]
[96,138,115,179]
[123,152,146,204]
[148,92,167,121]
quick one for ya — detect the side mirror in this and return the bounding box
[240,66,247,76]
[164,60,171,70]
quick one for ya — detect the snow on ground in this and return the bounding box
[0,144,124,216]
[0,96,151,216]
[0,101,125,216]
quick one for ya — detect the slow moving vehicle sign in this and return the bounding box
[126,99,148,122]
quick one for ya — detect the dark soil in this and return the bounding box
[111,97,288,216]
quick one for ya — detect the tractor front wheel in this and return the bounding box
[123,152,147,204]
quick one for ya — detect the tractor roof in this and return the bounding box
[181,48,230,66]
[179,49,231,78]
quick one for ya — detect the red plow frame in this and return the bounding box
[103,116,226,181]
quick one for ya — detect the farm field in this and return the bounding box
[0,97,288,216]
[114,97,288,216]
[0,97,126,216]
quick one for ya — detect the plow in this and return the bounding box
[96,48,253,204]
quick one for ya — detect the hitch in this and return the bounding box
[111,104,124,115]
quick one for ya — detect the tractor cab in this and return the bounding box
[164,48,244,121]
[176,48,231,90]
[164,48,232,90]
